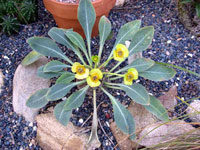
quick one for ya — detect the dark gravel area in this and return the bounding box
[0,0,199,150]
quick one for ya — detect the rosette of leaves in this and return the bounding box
[0,16,20,35]
[23,0,176,147]
[19,0,37,23]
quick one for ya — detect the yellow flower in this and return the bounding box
[87,69,103,87]
[92,55,99,63]
[124,68,138,85]
[71,62,89,79]
[113,44,129,61]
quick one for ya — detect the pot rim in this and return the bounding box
[45,0,104,6]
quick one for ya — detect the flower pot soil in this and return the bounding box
[0,0,199,149]
[43,0,116,37]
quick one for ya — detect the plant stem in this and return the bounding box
[105,85,122,90]
[103,72,124,77]
[99,57,113,69]
[97,45,103,66]
[156,62,200,77]
[110,61,122,73]
[109,76,122,81]
[87,90,101,147]
[104,82,119,86]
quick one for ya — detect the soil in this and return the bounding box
[56,0,97,4]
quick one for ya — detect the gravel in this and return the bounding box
[0,0,199,150]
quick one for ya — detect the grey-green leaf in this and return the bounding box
[26,88,49,108]
[64,86,88,110]
[27,37,73,64]
[65,30,87,53]
[56,72,75,84]
[108,20,141,59]
[144,96,169,121]
[78,0,96,42]
[21,51,42,66]
[139,64,176,81]
[102,88,135,140]
[37,66,63,79]
[99,16,112,48]
[114,20,141,47]
[129,26,154,55]
[54,101,72,126]
[120,83,150,105]
[48,27,86,64]
[47,83,77,101]
[44,60,70,72]
[116,58,155,73]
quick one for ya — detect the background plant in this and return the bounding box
[22,0,176,147]
[181,0,200,18]
[0,0,37,35]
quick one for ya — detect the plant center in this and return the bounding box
[117,49,124,58]
[91,73,100,83]
[76,66,85,75]
[126,72,134,81]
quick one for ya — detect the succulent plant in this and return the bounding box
[0,16,20,35]
[22,0,176,147]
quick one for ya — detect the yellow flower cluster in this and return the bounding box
[72,63,103,87]
[71,44,138,87]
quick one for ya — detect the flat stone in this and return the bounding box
[186,100,200,122]
[36,112,94,150]
[12,57,50,122]
[110,102,156,150]
[158,85,177,112]
[0,70,4,93]
[138,120,200,147]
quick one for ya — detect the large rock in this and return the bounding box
[36,112,93,150]
[138,120,200,147]
[186,100,200,122]
[13,57,50,122]
[158,85,177,112]
[0,70,4,93]
[110,102,156,150]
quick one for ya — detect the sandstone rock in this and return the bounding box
[115,0,129,6]
[36,112,94,150]
[0,70,4,93]
[186,100,200,122]
[110,102,156,150]
[138,120,200,147]
[158,85,177,112]
[13,57,50,122]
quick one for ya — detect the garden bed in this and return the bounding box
[0,0,199,149]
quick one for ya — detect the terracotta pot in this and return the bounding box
[43,0,116,37]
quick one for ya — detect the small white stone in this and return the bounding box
[191,36,195,39]
[79,118,83,124]
[175,83,179,86]
[153,39,156,42]
[62,97,66,100]
[76,108,79,111]
[149,93,153,96]
[167,40,171,44]
[33,126,37,131]
[136,80,140,83]
[166,51,170,56]
[29,122,33,127]
[116,92,120,95]
[106,121,110,127]
[188,53,193,57]
[177,77,180,80]
[166,20,171,23]
[20,147,24,150]
[29,143,32,147]
[3,56,9,59]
